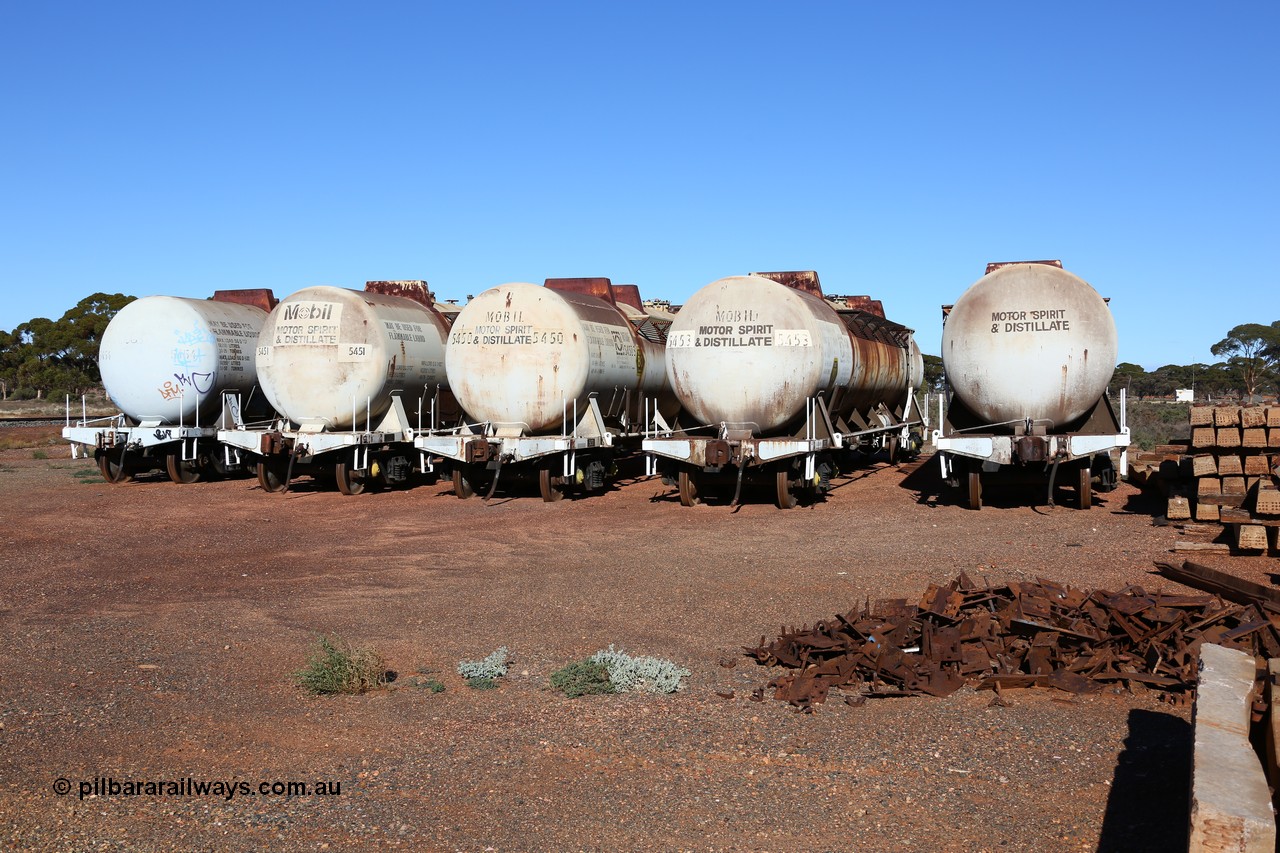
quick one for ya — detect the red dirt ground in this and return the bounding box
[2,428,1273,851]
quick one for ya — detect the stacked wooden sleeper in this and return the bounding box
[1183,405,1280,553]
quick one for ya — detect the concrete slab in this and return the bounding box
[1188,643,1274,852]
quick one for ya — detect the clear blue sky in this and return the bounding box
[2,3,1275,370]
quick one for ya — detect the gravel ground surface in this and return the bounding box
[2,427,1275,851]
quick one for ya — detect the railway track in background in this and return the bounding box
[0,416,74,429]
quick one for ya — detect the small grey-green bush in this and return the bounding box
[406,675,445,692]
[590,645,689,694]
[549,659,616,698]
[295,634,387,695]
[458,646,510,680]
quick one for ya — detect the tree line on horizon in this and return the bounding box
[0,293,134,400]
[1,294,1277,406]
[1113,322,1280,402]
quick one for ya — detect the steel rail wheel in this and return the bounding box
[256,459,288,493]
[450,466,481,499]
[538,465,565,502]
[967,469,982,511]
[165,452,201,484]
[677,468,701,507]
[775,469,797,510]
[335,462,366,495]
[97,452,133,484]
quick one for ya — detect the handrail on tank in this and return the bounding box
[65,395,124,429]
[949,417,1054,435]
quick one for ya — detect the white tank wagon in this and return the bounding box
[217,281,460,495]
[63,289,277,485]
[644,271,926,509]
[932,261,1130,510]
[417,277,676,502]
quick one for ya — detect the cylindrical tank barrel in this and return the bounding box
[941,264,1118,426]
[255,286,449,429]
[445,282,669,433]
[665,275,919,433]
[99,295,268,425]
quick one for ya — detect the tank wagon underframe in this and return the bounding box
[932,389,1130,511]
[644,390,924,509]
[64,394,255,485]
[417,390,664,502]
[217,390,453,495]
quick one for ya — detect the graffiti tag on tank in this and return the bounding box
[171,322,217,369]
[158,372,215,400]
[989,309,1070,334]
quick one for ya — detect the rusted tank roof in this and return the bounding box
[364,280,435,308]
[750,270,824,297]
[984,260,1063,275]
[544,277,616,306]
[836,310,914,346]
[211,289,277,312]
[826,295,885,318]
[611,284,644,312]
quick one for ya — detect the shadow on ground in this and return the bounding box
[898,452,1121,512]
[1097,708,1191,852]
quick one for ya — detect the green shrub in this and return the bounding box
[31,449,49,460]
[465,676,498,690]
[1123,400,1193,451]
[550,659,616,698]
[295,635,387,695]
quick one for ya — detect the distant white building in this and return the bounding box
[1175,388,1194,402]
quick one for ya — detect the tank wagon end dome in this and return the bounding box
[99,294,268,425]
[940,263,1118,426]
[445,280,671,433]
[666,273,918,433]
[256,284,449,429]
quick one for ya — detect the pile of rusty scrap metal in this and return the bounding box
[744,565,1280,711]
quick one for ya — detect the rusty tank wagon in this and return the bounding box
[417,277,676,501]
[643,271,925,508]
